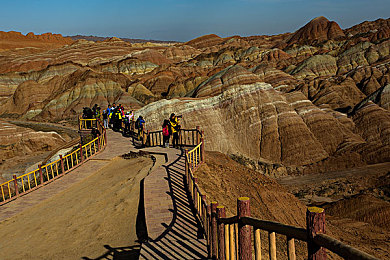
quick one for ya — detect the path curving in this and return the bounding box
[137,147,208,259]
[0,129,133,222]
[0,129,208,259]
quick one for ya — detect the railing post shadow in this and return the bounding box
[307,207,326,260]
[59,155,65,175]
[238,197,251,260]
[13,175,19,196]
[217,206,226,260]
[211,201,219,259]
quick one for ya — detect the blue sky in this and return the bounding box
[1,0,389,42]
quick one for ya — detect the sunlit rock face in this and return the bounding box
[0,120,66,161]
[136,76,388,174]
[285,16,345,46]
[0,69,144,120]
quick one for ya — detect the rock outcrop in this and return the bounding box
[0,120,66,161]
[286,16,345,46]
[0,31,73,52]
[136,77,387,174]
[185,34,224,49]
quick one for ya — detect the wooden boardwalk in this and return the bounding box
[0,129,208,259]
[139,148,208,259]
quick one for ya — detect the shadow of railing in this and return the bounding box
[139,150,208,259]
[81,245,141,260]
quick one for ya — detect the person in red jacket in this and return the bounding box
[162,119,170,148]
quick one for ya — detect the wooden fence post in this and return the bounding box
[39,164,43,185]
[207,204,212,259]
[201,130,205,162]
[211,201,219,259]
[202,195,207,225]
[193,178,198,210]
[13,175,19,196]
[60,155,65,175]
[217,206,226,260]
[97,134,101,151]
[238,197,251,260]
[185,149,189,185]
[307,207,326,260]
[200,137,205,162]
[145,130,149,146]
[196,126,200,144]
[80,143,84,162]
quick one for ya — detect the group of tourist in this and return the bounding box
[162,113,182,148]
[83,104,182,148]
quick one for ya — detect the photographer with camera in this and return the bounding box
[169,113,182,148]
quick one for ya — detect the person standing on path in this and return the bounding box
[136,115,146,144]
[102,109,108,128]
[169,113,181,148]
[162,119,170,148]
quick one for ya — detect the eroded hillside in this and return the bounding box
[0,16,389,175]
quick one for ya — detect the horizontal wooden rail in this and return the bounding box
[179,126,378,260]
[218,216,239,225]
[241,217,308,242]
[314,234,379,260]
[0,117,107,205]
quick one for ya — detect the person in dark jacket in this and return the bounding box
[169,113,181,148]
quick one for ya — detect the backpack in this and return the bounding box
[162,126,169,136]
[135,118,140,129]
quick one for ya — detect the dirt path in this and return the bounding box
[0,157,154,260]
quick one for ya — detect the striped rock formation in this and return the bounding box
[0,120,66,161]
[137,77,389,175]
[0,16,389,176]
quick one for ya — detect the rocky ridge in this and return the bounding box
[0,16,389,174]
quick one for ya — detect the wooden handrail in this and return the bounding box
[180,126,378,260]
[0,117,107,205]
[218,215,239,225]
[241,217,308,242]
[314,234,379,260]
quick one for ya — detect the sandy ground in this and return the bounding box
[0,156,153,260]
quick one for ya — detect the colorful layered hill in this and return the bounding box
[0,31,73,52]
[0,16,389,175]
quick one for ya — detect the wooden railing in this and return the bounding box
[0,117,107,205]
[146,127,203,148]
[182,129,379,260]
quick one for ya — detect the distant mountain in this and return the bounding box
[69,35,179,44]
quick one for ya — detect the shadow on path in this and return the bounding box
[81,245,141,260]
[139,149,208,259]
